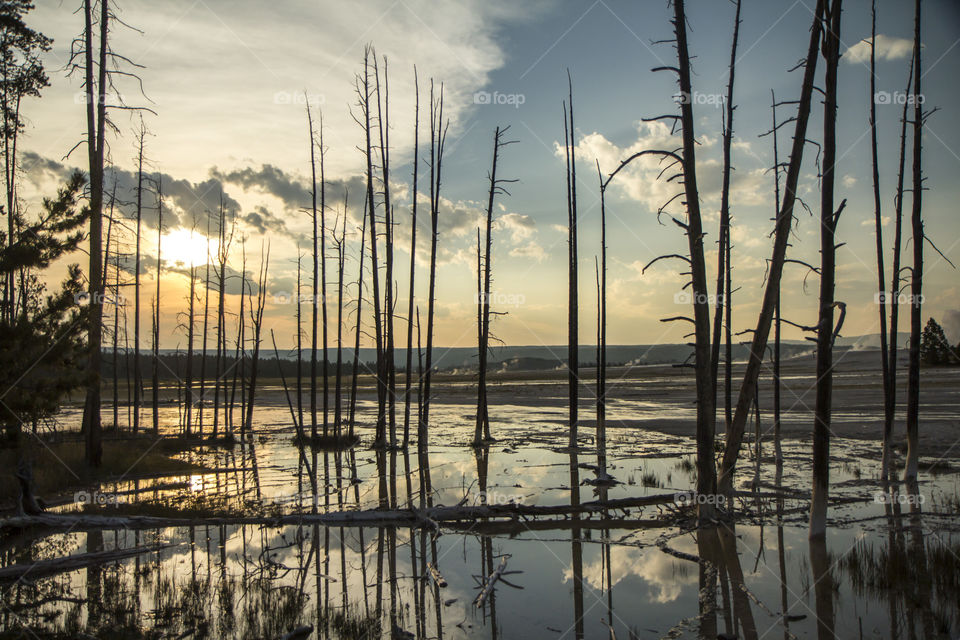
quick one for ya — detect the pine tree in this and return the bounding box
[0,172,88,443]
[920,317,950,366]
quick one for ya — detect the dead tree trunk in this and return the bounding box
[296,253,304,429]
[348,203,367,439]
[81,0,108,467]
[307,100,320,440]
[563,72,579,450]
[475,126,513,446]
[768,92,783,465]
[904,0,924,483]
[133,124,145,434]
[183,254,197,437]
[419,80,446,451]
[244,243,269,435]
[810,0,843,540]
[403,69,420,449]
[375,55,396,447]
[359,47,386,446]
[672,0,718,523]
[334,200,347,435]
[152,176,162,435]
[717,0,825,497]
[197,219,211,434]
[868,0,892,482]
[884,54,914,480]
[710,0,741,438]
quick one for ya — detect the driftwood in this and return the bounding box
[0,545,165,583]
[0,493,685,534]
[427,562,447,588]
[474,554,509,608]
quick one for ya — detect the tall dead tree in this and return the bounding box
[243,243,269,435]
[213,199,233,436]
[151,175,162,434]
[375,54,397,447]
[357,47,386,446]
[710,0,741,436]
[197,219,211,433]
[132,121,146,434]
[419,80,446,451]
[766,92,784,464]
[562,71,578,449]
[596,165,607,470]
[306,100,321,440]
[904,0,924,483]
[883,54,915,479]
[475,126,514,446]
[810,0,844,539]
[717,0,825,497]
[868,0,892,482]
[182,241,197,437]
[334,197,347,434]
[669,0,716,521]
[402,68,420,449]
[348,204,368,438]
[79,0,108,466]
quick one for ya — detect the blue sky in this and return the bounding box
[21,0,960,348]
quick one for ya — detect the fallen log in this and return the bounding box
[0,493,686,534]
[0,545,167,583]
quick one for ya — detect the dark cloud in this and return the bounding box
[21,151,242,235]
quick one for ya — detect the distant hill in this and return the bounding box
[135,334,891,374]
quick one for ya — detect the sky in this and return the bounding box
[17,0,960,350]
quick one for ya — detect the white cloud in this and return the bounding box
[844,34,914,64]
[509,241,547,262]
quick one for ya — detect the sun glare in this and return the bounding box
[161,228,215,268]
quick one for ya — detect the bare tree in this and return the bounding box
[79,0,108,465]
[710,0,742,436]
[348,203,368,438]
[883,54,915,480]
[717,0,826,497]
[375,54,397,447]
[151,175,162,434]
[306,99,321,440]
[419,80,447,451]
[243,242,269,436]
[904,0,925,483]
[810,0,844,539]
[132,120,147,434]
[357,46,386,446]
[475,126,514,446]
[402,68,419,449]
[562,71,578,449]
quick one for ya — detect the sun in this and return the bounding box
[160,228,215,268]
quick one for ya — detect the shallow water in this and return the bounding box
[2,396,959,639]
